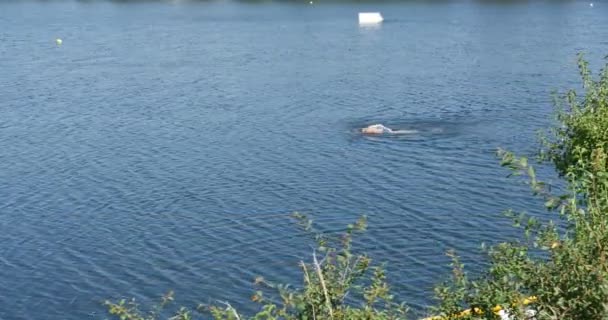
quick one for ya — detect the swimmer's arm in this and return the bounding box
[390,129,417,134]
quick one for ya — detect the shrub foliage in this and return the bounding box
[106,215,407,320]
[432,54,608,320]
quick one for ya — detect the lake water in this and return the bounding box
[1,1,607,319]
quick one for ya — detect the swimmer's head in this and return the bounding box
[362,124,388,134]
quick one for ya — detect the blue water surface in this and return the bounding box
[1,1,607,319]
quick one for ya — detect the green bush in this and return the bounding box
[542,54,608,179]
[431,54,608,320]
[106,214,408,320]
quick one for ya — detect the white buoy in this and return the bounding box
[590,2,594,7]
[309,0,313,4]
[359,12,383,25]
[55,38,63,45]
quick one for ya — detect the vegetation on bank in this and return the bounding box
[429,54,608,320]
[106,54,608,319]
[106,214,408,320]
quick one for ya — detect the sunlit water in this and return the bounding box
[1,1,607,318]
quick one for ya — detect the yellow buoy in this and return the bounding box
[55,38,63,45]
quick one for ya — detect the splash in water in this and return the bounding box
[361,124,417,135]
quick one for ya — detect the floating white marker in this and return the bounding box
[309,0,313,4]
[359,12,383,25]
[590,3,594,7]
[55,38,63,45]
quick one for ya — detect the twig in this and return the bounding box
[313,250,334,320]
[219,301,241,320]
[300,262,318,320]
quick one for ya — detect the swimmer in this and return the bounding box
[361,124,417,135]
[361,124,392,134]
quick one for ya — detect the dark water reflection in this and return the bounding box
[0,1,607,319]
